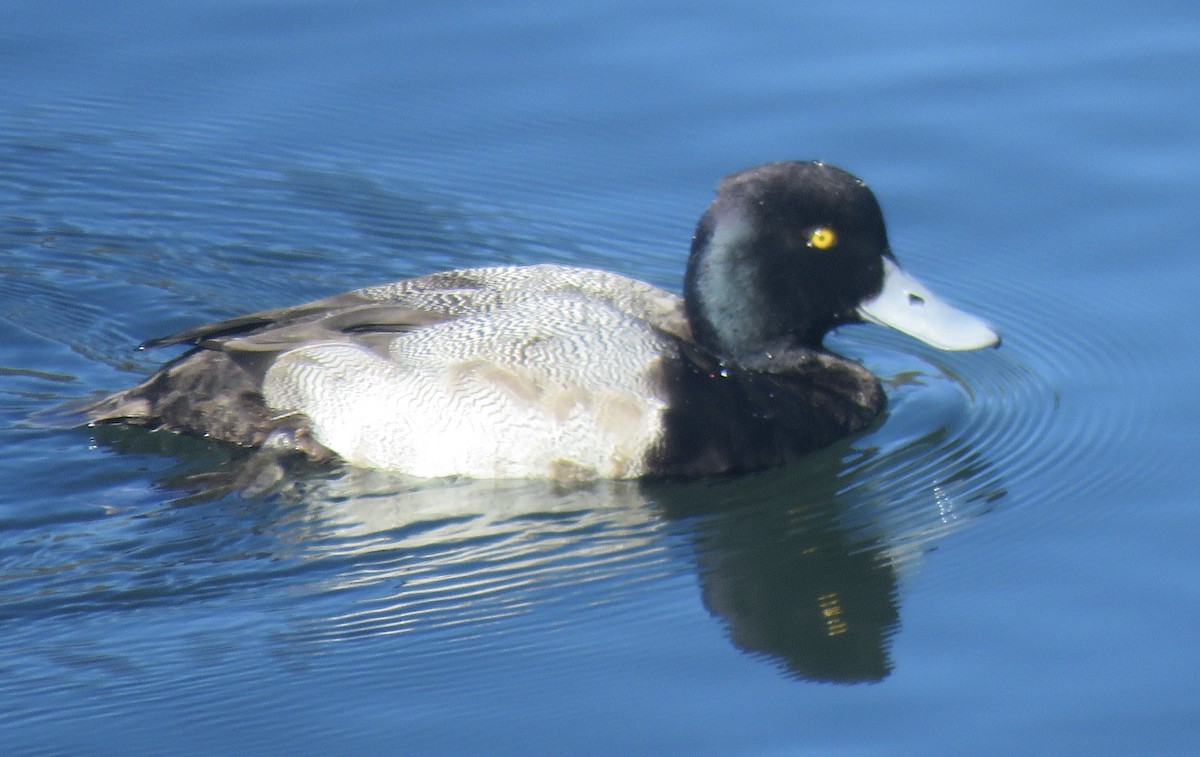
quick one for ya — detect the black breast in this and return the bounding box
[646,344,886,477]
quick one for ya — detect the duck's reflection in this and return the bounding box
[663,428,1004,681]
[88,411,1002,684]
[272,429,1000,682]
[654,465,901,682]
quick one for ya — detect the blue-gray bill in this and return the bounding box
[856,257,1000,350]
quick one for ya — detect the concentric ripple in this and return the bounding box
[823,243,1156,569]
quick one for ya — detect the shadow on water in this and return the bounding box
[44,412,1005,685]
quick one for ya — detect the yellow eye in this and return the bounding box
[808,226,837,250]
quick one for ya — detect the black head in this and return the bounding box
[684,161,890,357]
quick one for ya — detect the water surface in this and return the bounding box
[3,1,1199,754]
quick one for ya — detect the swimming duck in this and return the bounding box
[81,161,998,479]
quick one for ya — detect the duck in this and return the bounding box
[80,161,999,480]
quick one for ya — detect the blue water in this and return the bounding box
[3,1,1199,754]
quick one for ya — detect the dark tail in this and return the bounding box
[22,383,155,430]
